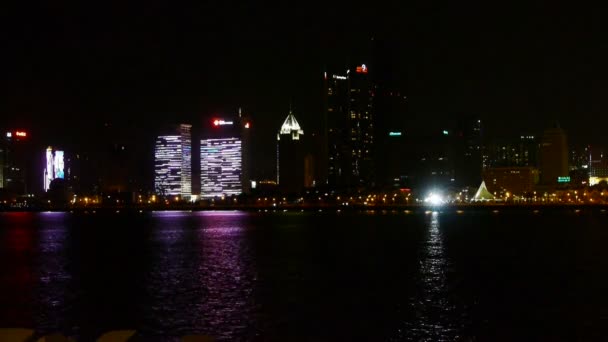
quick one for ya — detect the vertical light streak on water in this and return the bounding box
[396,211,461,341]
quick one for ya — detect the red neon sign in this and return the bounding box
[245,122,250,129]
[356,64,368,74]
[212,119,233,126]
[15,131,27,137]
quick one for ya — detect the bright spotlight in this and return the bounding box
[424,193,444,206]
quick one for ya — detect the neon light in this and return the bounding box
[6,132,11,138]
[245,122,250,129]
[443,130,449,135]
[213,119,233,126]
[389,132,402,136]
[356,64,368,73]
[557,176,570,183]
[332,75,347,80]
[15,131,26,137]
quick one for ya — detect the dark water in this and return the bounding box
[1,209,608,341]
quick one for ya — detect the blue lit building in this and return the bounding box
[43,146,65,192]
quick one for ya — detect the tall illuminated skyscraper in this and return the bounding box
[324,63,375,189]
[277,110,305,193]
[199,115,250,198]
[200,137,242,198]
[154,124,192,198]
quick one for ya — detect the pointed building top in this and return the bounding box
[279,110,304,136]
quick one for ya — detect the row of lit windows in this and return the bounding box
[200,138,242,198]
[155,135,190,197]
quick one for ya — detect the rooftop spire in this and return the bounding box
[278,109,304,140]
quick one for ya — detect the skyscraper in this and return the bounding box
[455,116,483,187]
[277,110,305,193]
[200,138,242,198]
[237,108,252,194]
[540,125,568,186]
[200,117,244,198]
[2,130,31,195]
[154,124,192,198]
[324,63,375,189]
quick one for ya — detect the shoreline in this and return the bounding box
[1,203,607,213]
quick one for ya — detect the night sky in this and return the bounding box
[4,2,608,185]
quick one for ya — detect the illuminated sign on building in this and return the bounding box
[557,176,571,183]
[200,137,242,198]
[15,131,27,137]
[332,75,347,80]
[443,130,449,135]
[6,132,11,138]
[389,132,402,136]
[213,119,233,126]
[43,147,64,191]
[355,64,368,73]
[244,122,250,129]
[54,151,64,179]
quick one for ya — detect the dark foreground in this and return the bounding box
[1,209,607,341]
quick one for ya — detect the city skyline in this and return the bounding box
[4,3,608,197]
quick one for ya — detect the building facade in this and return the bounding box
[324,63,375,189]
[200,116,248,198]
[540,126,568,186]
[154,124,192,198]
[1,130,31,195]
[277,110,305,194]
[483,166,539,196]
[200,138,242,198]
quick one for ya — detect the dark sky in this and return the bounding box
[4,2,608,184]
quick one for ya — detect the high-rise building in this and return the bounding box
[154,124,192,198]
[237,108,252,194]
[277,110,305,194]
[374,88,408,188]
[1,130,31,195]
[200,138,242,198]
[43,147,65,192]
[454,116,483,187]
[200,117,246,198]
[324,63,375,189]
[540,125,568,186]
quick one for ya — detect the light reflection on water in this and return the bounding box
[398,211,463,341]
[3,210,607,340]
[146,211,257,341]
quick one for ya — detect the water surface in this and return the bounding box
[0,209,607,341]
